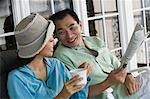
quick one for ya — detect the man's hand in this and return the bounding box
[78,62,92,75]
[124,75,140,95]
[105,67,127,86]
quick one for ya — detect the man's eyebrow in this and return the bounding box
[68,23,75,28]
[57,28,63,31]
[56,23,76,31]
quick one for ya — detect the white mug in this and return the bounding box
[70,68,87,85]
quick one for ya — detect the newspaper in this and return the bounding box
[120,23,150,68]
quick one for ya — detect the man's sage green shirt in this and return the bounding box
[54,36,138,99]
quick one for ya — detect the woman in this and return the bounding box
[7,13,90,99]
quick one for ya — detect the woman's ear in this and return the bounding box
[53,32,57,38]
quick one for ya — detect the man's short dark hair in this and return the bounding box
[49,9,80,24]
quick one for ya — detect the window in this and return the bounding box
[85,0,122,60]
[133,0,150,66]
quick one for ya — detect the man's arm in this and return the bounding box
[88,78,112,97]
[88,67,127,97]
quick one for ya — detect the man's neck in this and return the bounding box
[78,39,85,48]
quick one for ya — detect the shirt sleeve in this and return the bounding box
[96,37,120,68]
[109,51,121,68]
[7,72,34,99]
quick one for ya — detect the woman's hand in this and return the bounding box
[78,62,92,76]
[55,75,84,99]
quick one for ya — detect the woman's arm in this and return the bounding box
[7,73,34,99]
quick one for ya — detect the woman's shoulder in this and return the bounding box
[8,69,18,77]
[45,57,68,74]
[46,57,62,64]
[8,65,29,80]
[8,66,23,81]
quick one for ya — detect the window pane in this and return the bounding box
[146,10,150,32]
[133,0,142,10]
[0,0,10,17]
[105,17,121,50]
[112,50,122,61]
[29,0,72,18]
[148,41,150,63]
[54,0,72,12]
[134,11,144,25]
[29,0,52,18]
[0,0,16,51]
[136,43,147,65]
[89,19,104,40]
[86,0,102,17]
[144,0,150,8]
[104,0,117,13]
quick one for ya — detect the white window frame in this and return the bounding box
[117,0,138,71]
[72,0,90,36]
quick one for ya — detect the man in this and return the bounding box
[50,9,150,99]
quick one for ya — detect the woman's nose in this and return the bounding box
[53,38,58,45]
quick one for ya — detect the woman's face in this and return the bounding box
[38,36,56,57]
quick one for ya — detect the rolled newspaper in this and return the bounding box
[120,23,150,68]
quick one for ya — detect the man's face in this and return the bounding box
[55,15,83,48]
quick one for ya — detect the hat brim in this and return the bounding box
[18,20,55,58]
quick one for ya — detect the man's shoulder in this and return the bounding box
[84,36,103,41]
[54,43,73,56]
[83,36,105,47]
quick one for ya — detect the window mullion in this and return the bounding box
[118,0,138,71]
[72,0,89,36]
[101,0,107,47]
[50,0,55,14]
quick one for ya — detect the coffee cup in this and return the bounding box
[70,68,87,85]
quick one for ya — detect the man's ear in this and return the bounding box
[79,20,83,30]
